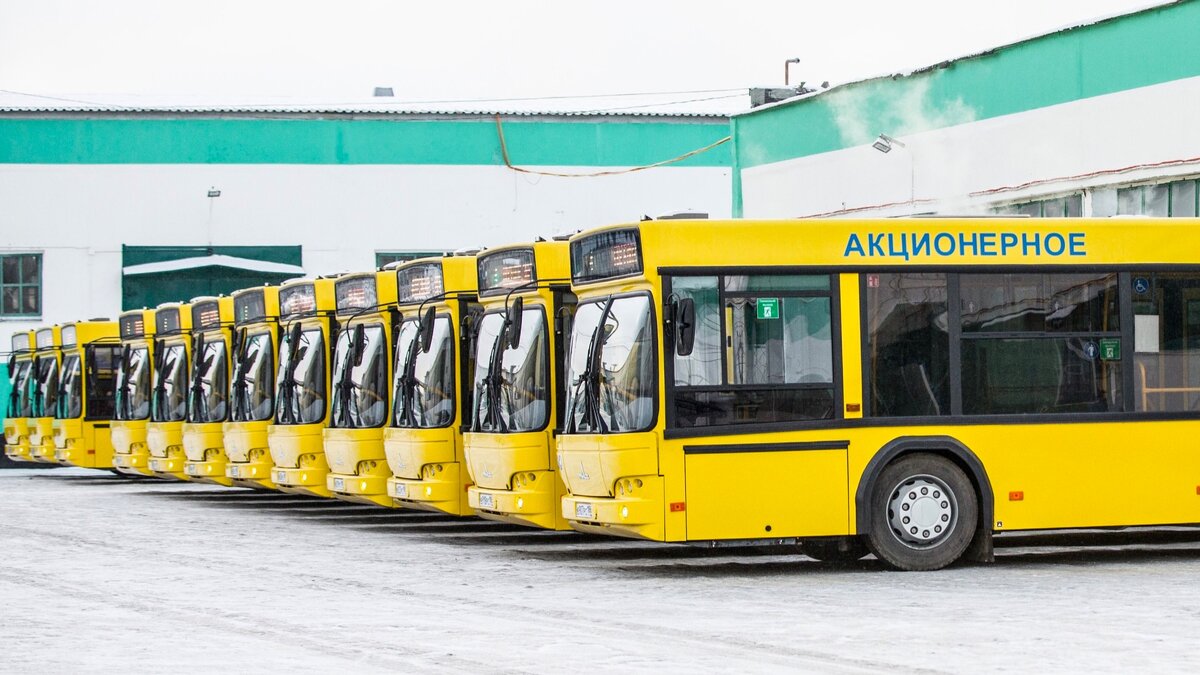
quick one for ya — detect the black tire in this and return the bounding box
[865,453,978,571]
[800,537,870,563]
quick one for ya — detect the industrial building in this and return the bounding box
[732,1,1200,221]
[0,109,731,333]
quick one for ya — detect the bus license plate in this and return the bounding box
[575,502,595,520]
[229,465,239,478]
[478,493,494,509]
[394,483,407,498]
[275,470,286,484]
[333,477,345,491]
[149,459,160,471]
[184,464,195,475]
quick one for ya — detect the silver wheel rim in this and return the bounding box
[887,473,957,549]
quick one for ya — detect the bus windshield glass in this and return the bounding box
[33,355,60,418]
[115,346,151,421]
[188,339,228,423]
[393,317,455,429]
[472,309,548,432]
[152,344,188,422]
[276,327,326,425]
[9,359,32,418]
[563,295,655,434]
[57,354,82,419]
[330,324,388,428]
[232,332,274,422]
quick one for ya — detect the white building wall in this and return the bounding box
[741,75,1200,219]
[0,163,730,335]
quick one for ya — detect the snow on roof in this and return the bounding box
[122,255,306,276]
[0,90,743,119]
[733,0,1182,117]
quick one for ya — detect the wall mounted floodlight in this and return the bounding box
[207,188,221,198]
[872,133,906,154]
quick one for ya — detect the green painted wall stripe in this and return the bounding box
[734,1,1200,170]
[122,245,301,266]
[0,118,731,167]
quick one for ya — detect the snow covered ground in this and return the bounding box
[2,467,1198,673]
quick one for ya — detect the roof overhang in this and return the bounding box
[122,254,305,276]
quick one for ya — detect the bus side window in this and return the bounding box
[866,273,950,417]
[1132,272,1200,412]
[670,273,835,429]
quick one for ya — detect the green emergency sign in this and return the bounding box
[756,298,780,320]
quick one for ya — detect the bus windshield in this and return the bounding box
[115,346,151,421]
[188,339,228,424]
[563,295,655,434]
[9,359,32,418]
[151,344,188,422]
[472,309,548,432]
[330,324,388,428]
[276,327,326,425]
[56,354,82,419]
[33,355,60,418]
[232,332,274,422]
[393,317,455,429]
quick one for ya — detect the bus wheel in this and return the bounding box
[865,454,977,571]
[800,537,869,563]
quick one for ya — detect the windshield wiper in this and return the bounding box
[568,297,612,434]
[396,330,422,428]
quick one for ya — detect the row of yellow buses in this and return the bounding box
[7,218,1200,570]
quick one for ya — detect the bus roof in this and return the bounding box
[570,218,1200,281]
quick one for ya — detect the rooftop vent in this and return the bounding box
[373,87,394,97]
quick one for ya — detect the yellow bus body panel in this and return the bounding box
[111,419,153,477]
[224,420,276,489]
[325,427,392,507]
[182,421,232,485]
[268,423,329,496]
[4,417,33,462]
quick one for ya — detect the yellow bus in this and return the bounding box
[387,254,480,515]
[223,286,281,489]
[557,218,1200,571]
[4,330,36,462]
[464,241,575,529]
[53,320,122,469]
[182,296,236,485]
[268,276,337,497]
[112,309,157,476]
[28,326,64,463]
[147,302,194,480]
[321,271,399,506]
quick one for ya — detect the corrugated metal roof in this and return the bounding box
[0,105,728,120]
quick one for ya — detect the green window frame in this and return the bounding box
[1,253,42,318]
[1116,179,1199,217]
[993,194,1082,218]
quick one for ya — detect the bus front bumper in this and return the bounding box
[4,441,34,462]
[468,471,564,530]
[272,465,330,498]
[112,450,155,477]
[184,457,233,486]
[226,457,277,490]
[148,452,192,481]
[327,471,394,508]
[562,476,665,541]
[389,462,470,516]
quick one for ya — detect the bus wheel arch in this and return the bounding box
[855,436,994,569]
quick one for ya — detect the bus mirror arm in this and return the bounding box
[675,297,696,357]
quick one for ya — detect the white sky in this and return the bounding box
[0,0,1170,113]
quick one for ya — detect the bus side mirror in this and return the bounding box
[506,296,524,350]
[121,344,131,370]
[419,306,436,353]
[289,322,303,352]
[352,323,366,366]
[193,332,206,363]
[675,298,696,357]
[153,339,165,369]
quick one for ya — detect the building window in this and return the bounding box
[993,194,1082,217]
[1117,179,1198,217]
[1,253,41,318]
[376,251,446,269]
